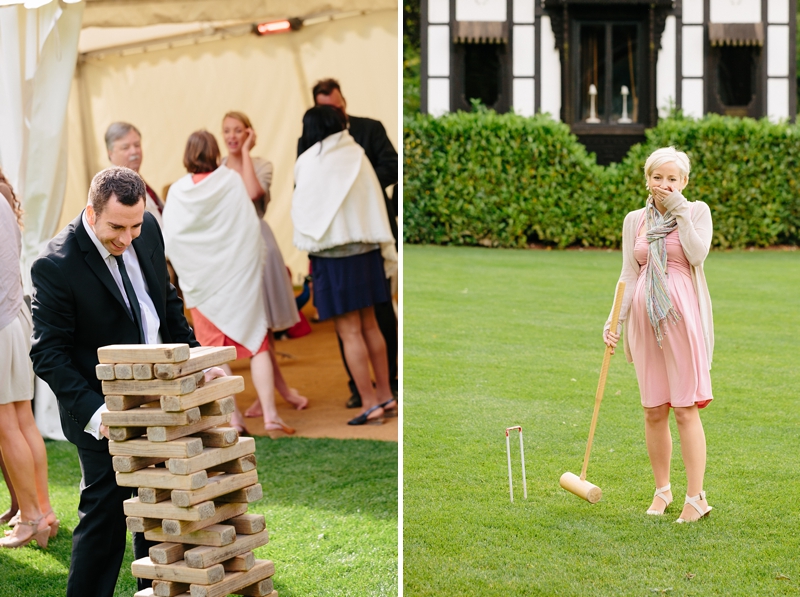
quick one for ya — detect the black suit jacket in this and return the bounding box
[30,211,198,451]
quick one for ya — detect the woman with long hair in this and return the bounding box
[0,170,58,547]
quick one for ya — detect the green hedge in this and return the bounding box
[403,110,800,249]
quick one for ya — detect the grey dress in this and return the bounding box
[222,156,300,331]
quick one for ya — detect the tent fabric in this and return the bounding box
[82,0,398,27]
[61,8,398,283]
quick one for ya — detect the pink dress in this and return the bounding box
[628,211,713,409]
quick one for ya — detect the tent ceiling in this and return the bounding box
[82,0,397,27]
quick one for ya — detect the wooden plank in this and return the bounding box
[222,552,254,572]
[109,437,204,459]
[97,343,191,364]
[139,487,172,504]
[234,579,274,597]
[152,581,190,597]
[96,363,116,380]
[215,483,262,505]
[154,346,237,379]
[162,503,248,536]
[109,426,146,441]
[171,471,258,508]
[124,497,215,522]
[127,516,161,533]
[188,559,275,597]
[113,455,167,473]
[134,363,155,380]
[114,364,134,379]
[145,524,236,547]
[131,557,225,585]
[149,542,187,565]
[105,394,161,411]
[198,397,235,417]
[183,530,269,569]
[102,406,201,428]
[102,373,199,397]
[195,427,238,448]
[168,438,255,476]
[117,468,208,491]
[207,455,256,475]
[228,514,265,535]
[148,414,231,443]
[160,377,244,412]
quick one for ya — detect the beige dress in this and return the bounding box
[222,156,300,331]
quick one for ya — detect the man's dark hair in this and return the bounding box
[298,106,347,154]
[183,130,220,174]
[312,78,343,103]
[88,166,145,216]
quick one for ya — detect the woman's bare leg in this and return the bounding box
[250,350,289,430]
[334,311,382,418]
[643,404,673,513]
[0,450,19,524]
[246,331,308,417]
[359,307,395,408]
[674,405,709,520]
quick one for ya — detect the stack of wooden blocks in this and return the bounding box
[95,343,277,597]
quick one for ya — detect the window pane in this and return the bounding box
[579,25,605,121]
[464,44,502,108]
[717,46,757,108]
[612,25,638,123]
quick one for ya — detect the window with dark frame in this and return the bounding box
[715,46,759,114]
[464,44,502,109]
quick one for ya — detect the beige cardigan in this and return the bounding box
[605,193,714,368]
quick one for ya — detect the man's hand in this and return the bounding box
[100,423,110,440]
[204,367,227,382]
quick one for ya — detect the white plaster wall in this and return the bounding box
[513,25,534,76]
[455,0,507,22]
[428,25,450,76]
[767,78,790,121]
[768,0,789,23]
[682,79,704,117]
[428,0,450,23]
[428,78,450,116]
[683,0,704,24]
[767,25,790,76]
[709,0,761,23]
[513,0,534,23]
[682,26,704,77]
[539,15,561,121]
[657,15,677,117]
[513,78,535,116]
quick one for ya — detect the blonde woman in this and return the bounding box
[0,171,58,547]
[603,147,714,523]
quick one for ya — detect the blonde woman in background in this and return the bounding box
[221,111,308,416]
[604,147,714,523]
[0,170,58,548]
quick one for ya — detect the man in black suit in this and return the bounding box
[29,167,200,596]
[307,78,399,408]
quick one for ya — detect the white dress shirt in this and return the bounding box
[81,209,162,439]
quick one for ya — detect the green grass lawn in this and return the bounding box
[403,244,800,597]
[0,437,397,597]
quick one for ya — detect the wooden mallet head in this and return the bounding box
[559,472,602,504]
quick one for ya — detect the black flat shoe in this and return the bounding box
[347,404,384,426]
[346,393,362,409]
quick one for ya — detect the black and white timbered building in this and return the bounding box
[421,0,797,163]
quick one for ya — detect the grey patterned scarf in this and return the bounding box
[644,196,681,347]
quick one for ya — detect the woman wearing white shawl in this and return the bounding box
[293,106,397,426]
[164,131,294,435]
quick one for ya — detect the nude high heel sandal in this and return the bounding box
[0,516,51,549]
[675,490,713,523]
[646,483,673,515]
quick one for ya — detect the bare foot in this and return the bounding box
[243,402,263,418]
[263,419,295,435]
[283,388,309,410]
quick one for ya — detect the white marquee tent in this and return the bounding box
[0,0,398,439]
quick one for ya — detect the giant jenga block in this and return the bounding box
[96,344,278,594]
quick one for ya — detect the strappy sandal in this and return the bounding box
[646,483,673,515]
[347,404,384,426]
[44,510,60,538]
[675,490,713,523]
[0,515,50,549]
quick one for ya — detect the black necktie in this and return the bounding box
[114,254,146,343]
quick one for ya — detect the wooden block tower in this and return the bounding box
[95,343,277,597]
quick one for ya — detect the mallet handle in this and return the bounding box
[579,281,626,481]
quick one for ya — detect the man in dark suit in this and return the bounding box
[29,167,200,596]
[307,78,399,408]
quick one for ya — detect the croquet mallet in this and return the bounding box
[559,280,626,504]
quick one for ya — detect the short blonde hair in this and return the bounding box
[644,146,691,184]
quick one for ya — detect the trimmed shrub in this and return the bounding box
[403,110,800,248]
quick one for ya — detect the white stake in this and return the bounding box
[506,426,527,502]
